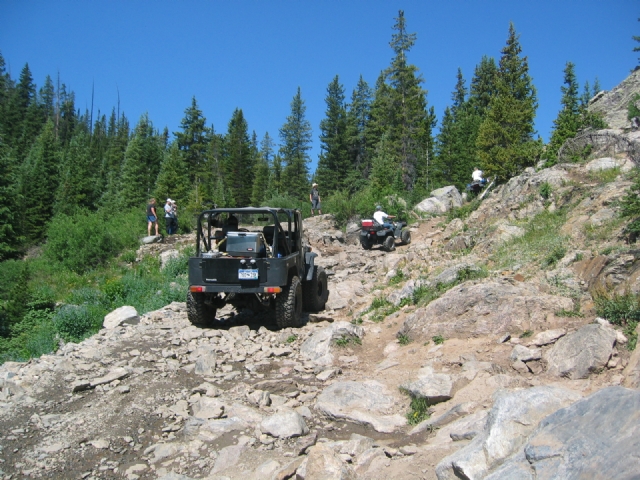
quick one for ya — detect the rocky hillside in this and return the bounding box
[2,79,640,480]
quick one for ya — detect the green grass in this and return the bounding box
[492,210,569,270]
[334,335,362,347]
[447,199,481,221]
[0,245,192,364]
[432,334,445,345]
[398,333,411,345]
[587,167,621,184]
[286,334,298,344]
[519,330,533,338]
[593,289,640,351]
[401,391,431,426]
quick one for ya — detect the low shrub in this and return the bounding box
[593,289,640,350]
[53,304,104,343]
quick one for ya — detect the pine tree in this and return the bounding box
[174,97,210,206]
[279,87,312,199]
[476,23,541,181]
[250,132,273,206]
[0,140,21,259]
[17,120,60,241]
[345,75,373,190]
[223,108,254,207]
[367,11,434,192]
[55,130,98,214]
[119,114,164,209]
[315,76,349,194]
[4,64,36,156]
[154,142,191,208]
[98,109,129,207]
[547,62,581,163]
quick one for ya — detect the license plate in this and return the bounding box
[238,269,258,280]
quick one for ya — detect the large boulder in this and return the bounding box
[544,323,617,379]
[435,386,580,480]
[103,306,139,329]
[414,186,462,214]
[315,380,406,433]
[588,69,640,129]
[485,387,640,479]
[398,280,573,341]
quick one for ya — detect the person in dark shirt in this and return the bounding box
[310,183,322,216]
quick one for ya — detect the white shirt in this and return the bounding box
[164,203,172,217]
[373,211,388,224]
[472,169,484,182]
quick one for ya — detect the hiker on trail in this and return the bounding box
[147,198,159,236]
[310,183,322,216]
[164,198,175,235]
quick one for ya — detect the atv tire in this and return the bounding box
[401,229,411,245]
[360,237,373,250]
[276,276,303,328]
[187,291,217,327]
[383,235,396,252]
[303,266,328,312]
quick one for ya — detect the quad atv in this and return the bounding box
[187,207,329,329]
[359,218,411,252]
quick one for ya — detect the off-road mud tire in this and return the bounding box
[401,229,411,245]
[276,276,303,328]
[360,237,373,250]
[383,235,396,252]
[187,291,218,327]
[303,266,329,312]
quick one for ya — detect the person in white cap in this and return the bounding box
[310,183,321,216]
[164,198,174,235]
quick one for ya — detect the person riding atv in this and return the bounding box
[360,206,411,252]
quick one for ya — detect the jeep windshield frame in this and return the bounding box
[195,207,299,258]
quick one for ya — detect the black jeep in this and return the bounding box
[187,207,328,328]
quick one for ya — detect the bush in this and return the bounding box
[53,304,103,342]
[44,209,141,274]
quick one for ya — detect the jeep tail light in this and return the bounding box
[264,287,282,294]
[190,286,204,293]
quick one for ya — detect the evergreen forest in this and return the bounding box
[0,12,614,361]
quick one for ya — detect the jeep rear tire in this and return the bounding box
[187,291,217,327]
[401,229,411,245]
[276,276,303,328]
[303,266,328,312]
[383,235,396,252]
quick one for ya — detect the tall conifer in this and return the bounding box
[316,76,349,194]
[476,23,541,181]
[279,87,312,199]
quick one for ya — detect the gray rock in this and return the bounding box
[435,386,580,480]
[141,235,163,244]
[300,321,364,366]
[399,280,573,341]
[103,306,139,329]
[305,443,356,480]
[315,380,406,433]
[432,262,480,286]
[487,387,640,479]
[410,402,476,435]
[528,329,566,346]
[89,367,129,387]
[510,345,541,363]
[192,397,225,419]
[210,444,246,475]
[431,186,463,210]
[414,196,447,214]
[260,409,309,438]
[545,323,617,379]
[401,366,454,405]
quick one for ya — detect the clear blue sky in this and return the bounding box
[1,1,638,172]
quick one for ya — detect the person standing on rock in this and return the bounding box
[472,167,486,184]
[310,183,322,216]
[147,198,159,236]
[164,198,175,235]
